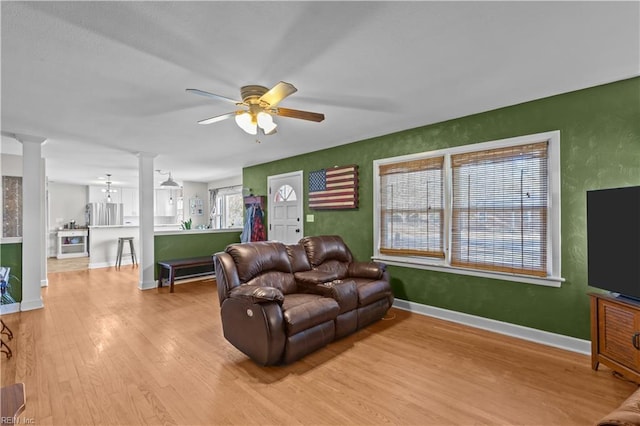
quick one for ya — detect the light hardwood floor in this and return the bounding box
[47,256,89,273]
[1,266,637,425]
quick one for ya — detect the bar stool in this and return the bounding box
[116,237,137,270]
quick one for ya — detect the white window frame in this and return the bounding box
[373,130,563,287]
[212,186,244,230]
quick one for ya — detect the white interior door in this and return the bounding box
[268,171,303,244]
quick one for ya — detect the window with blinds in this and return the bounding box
[379,157,445,258]
[450,142,548,276]
[374,131,561,285]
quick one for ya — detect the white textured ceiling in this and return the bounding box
[2,1,639,188]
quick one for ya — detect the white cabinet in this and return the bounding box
[88,185,104,203]
[121,188,139,216]
[57,229,88,259]
[155,189,177,217]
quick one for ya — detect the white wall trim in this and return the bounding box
[88,262,109,269]
[139,280,157,291]
[20,298,44,311]
[0,303,20,315]
[41,278,48,287]
[373,130,563,287]
[0,237,22,244]
[89,259,135,269]
[393,298,590,355]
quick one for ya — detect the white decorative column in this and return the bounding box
[41,167,48,287]
[137,152,156,290]
[17,134,46,311]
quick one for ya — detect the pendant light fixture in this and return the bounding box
[101,174,117,202]
[156,170,180,188]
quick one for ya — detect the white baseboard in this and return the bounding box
[0,303,20,315]
[89,259,135,269]
[393,299,590,355]
[141,274,215,291]
[139,280,157,291]
[20,298,44,311]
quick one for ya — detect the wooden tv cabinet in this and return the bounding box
[590,292,640,384]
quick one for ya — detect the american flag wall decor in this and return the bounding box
[308,165,359,210]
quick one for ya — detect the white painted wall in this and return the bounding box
[48,182,88,229]
[1,153,24,176]
[182,181,209,228]
[207,175,242,190]
[47,182,88,257]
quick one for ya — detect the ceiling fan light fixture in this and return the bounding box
[257,112,277,134]
[188,82,322,136]
[235,112,257,135]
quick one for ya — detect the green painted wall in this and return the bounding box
[153,231,240,278]
[0,243,23,303]
[244,77,640,340]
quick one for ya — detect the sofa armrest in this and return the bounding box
[294,270,340,285]
[348,261,384,279]
[299,280,358,314]
[228,285,285,305]
[220,297,285,365]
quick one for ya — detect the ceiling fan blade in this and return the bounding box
[186,88,242,105]
[197,112,236,125]
[276,107,325,122]
[259,81,297,108]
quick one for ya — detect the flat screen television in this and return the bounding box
[587,185,640,300]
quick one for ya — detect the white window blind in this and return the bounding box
[450,142,549,277]
[379,157,445,258]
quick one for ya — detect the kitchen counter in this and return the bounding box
[88,225,240,269]
[88,226,140,269]
[89,225,139,229]
[154,228,240,236]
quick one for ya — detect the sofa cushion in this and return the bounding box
[226,241,291,282]
[286,243,311,272]
[315,260,349,280]
[301,235,353,267]
[282,294,340,335]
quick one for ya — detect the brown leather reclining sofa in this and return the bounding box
[213,235,393,365]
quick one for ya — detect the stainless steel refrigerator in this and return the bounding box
[87,203,123,226]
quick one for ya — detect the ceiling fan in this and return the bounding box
[186,81,325,136]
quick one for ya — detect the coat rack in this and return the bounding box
[243,195,264,208]
[241,196,266,242]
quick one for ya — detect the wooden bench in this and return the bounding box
[157,256,214,293]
